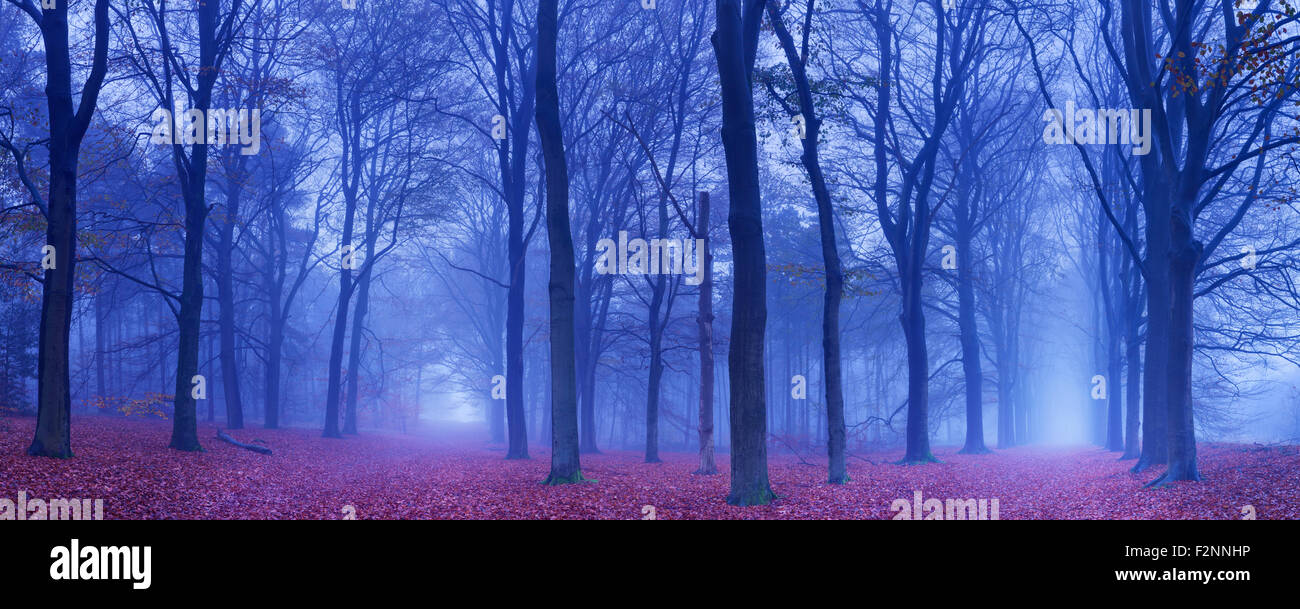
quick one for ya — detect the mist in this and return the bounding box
[2,0,1298,520]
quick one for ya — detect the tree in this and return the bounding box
[693,191,717,474]
[314,4,431,438]
[764,0,849,482]
[1016,0,1300,482]
[439,0,544,457]
[119,0,260,450]
[839,0,983,463]
[4,0,110,457]
[714,0,775,506]
[536,0,582,484]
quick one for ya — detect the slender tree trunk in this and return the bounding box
[265,298,283,429]
[576,271,597,453]
[323,245,354,438]
[343,261,373,435]
[579,290,607,454]
[1016,381,1030,442]
[996,345,1015,449]
[489,346,505,443]
[95,291,107,406]
[323,207,356,439]
[900,269,934,463]
[1121,299,1141,459]
[956,234,985,454]
[1120,195,1142,459]
[537,0,582,484]
[1106,332,1123,451]
[217,185,244,430]
[767,0,849,481]
[169,0,224,452]
[645,325,664,463]
[504,201,529,456]
[344,193,379,436]
[644,195,669,463]
[324,91,364,439]
[694,191,717,475]
[206,327,215,422]
[500,35,535,460]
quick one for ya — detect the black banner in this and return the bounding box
[0,521,1281,597]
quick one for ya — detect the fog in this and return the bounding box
[3,0,1299,509]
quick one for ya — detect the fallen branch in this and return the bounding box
[769,433,818,467]
[848,452,879,465]
[217,429,272,455]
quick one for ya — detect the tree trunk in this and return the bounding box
[169,0,223,452]
[767,0,849,482]
[323,90,364,439]
[343,261,373,435]
[996,345,1015,448]
[578,284,608,454]
[1154,202,1201,483]
[956,234,985,454]
[27,0,109,458]
[576,268,597,453]
[501,155,532,457]
[217,184,244,430]
[714,0,775,506]
[643,191,670,464]
[1121,297,1141,459]
[1120,195,1142,459]
[95,290,107,408]
[265,297,283,429]
[31,145,77,458]
[1106,333,1123,451]
[575,197,608,455]
[537,0,582,484]
[170,184,207,452]
[900,272,935,463]
[503,218,525,452]
[322,217,356,438]
[344,195,379,436]
[1133,189,1169,472]
[499,17,535,460]
[694,191,717,475]
[645,325,664,463]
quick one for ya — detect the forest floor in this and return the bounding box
[2,415,1296,519]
